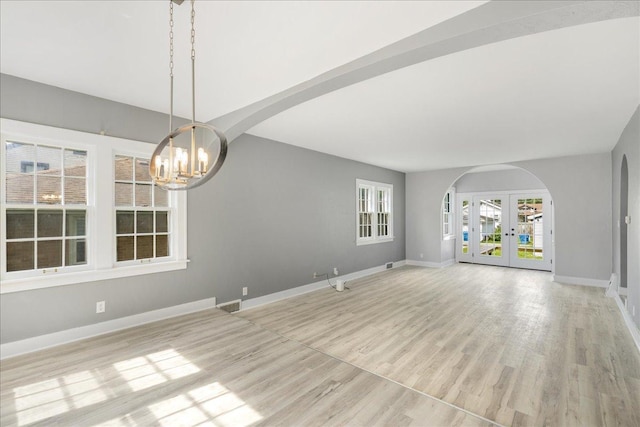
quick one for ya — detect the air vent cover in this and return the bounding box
[218,300,241,313]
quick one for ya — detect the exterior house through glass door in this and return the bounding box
[457,191,552,271]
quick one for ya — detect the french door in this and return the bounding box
[457,192,552,271]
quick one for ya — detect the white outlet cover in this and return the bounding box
[242,287,248,296]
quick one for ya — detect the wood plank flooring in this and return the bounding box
[1,300,493,426]
[2,264,638,426]
[237,264,640,427]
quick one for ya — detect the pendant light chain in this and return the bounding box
[190,0,196,124]
[189,0,196,175]
[169,0,175,132]
[152,0,228,191]
[190,0,196,60]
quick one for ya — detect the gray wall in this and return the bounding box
[612,106,639,327]
[0,74,405,343]
[512,154,612,281]
[406,153,612,281]
[0,74,190,143]
[455,169,545,193]
[189,133,405,304]
[406,167,466,264]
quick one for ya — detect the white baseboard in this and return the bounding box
[241,281,328,311]
[611,292,640,355]
[1,260,409,359]
[552,275,609,288]
[0,297,217,360]
[605,273,618,297]
[406,259,455,269]
[241,261,406,311]
[441,258,456,268]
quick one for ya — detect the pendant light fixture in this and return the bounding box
[150,0,227,190]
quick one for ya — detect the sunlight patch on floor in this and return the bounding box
[113,349,200,392]
[13,370,108,426]
[11,348,201,426]
[94,382,263,427]
[148,382,263,427]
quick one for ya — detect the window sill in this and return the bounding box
[0,260,189,294]
[356,237,395,246]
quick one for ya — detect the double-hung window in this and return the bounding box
[114,155,171,262]
[356,179,393,245]
[443,188,455,239]
[4,141,88,275]
[1,119,187,293]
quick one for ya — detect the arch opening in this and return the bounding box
[443,164,554,271]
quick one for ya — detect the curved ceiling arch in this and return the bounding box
[210,1,638,148]
[1,1,637,173]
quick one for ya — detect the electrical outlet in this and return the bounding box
[96,301,105,314]
[313,272,317,278]
[242,287,248,296]
[420,253,424,259]
[633,305,636,317]
[333,267,339,276]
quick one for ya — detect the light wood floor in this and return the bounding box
[237,264,640,427]
[0,294,493,426]
[1,264,638,426]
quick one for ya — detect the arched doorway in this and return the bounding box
[620,155,629,290]
[449,165,554,271]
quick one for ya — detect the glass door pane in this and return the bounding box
[479,199,502,258]
[461,200,469,255]
[473,196,509,267]
[516,198,542,260]
[509,194,552,271]
[457,196,473,263]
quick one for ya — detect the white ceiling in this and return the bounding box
[1,1,638,173]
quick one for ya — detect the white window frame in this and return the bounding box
[112,153,173,266]
[356,179,394,245]
[1,119,187,294]
[443,187,455,240]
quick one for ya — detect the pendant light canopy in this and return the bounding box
[150,0,227,191]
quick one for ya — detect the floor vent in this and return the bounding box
[217,300,241,313]
[386,262,393,269]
